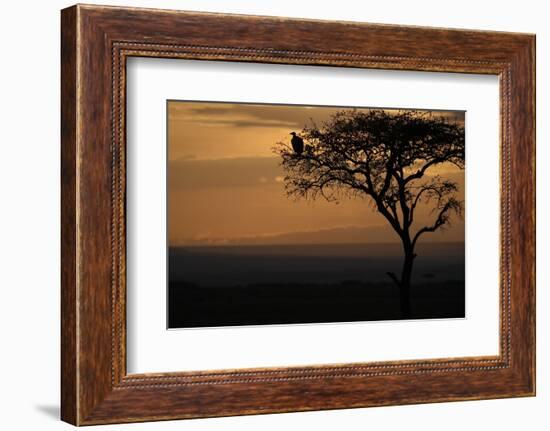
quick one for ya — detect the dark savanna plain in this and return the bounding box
[167,101,465,328]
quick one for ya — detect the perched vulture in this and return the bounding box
[290,132,304,155]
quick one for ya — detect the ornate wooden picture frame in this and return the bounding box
[61,4,535,425]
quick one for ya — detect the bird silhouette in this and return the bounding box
[290,132,304,155]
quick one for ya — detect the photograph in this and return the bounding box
[167,101,466,328]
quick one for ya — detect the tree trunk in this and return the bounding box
[385,239,417,318]
[399,250,415,319]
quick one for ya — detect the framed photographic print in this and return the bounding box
[165,101,466,328]
[61,4,535,425]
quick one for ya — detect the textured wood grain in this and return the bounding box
[60,4,535,425]
[60,5,78,425]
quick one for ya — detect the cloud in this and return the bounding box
[169,156,284,189]
[189,119,301,129]
[169,102,465,134]
[169,102,322,130]
[178,154,196,160]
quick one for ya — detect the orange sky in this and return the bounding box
[168,101,465,247]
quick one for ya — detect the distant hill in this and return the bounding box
[177,224,464,247]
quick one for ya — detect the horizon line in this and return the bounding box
[169,241,466,248]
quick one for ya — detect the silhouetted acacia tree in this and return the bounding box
[273,109,465,318]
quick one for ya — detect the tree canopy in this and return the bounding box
[274,109,465,249]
